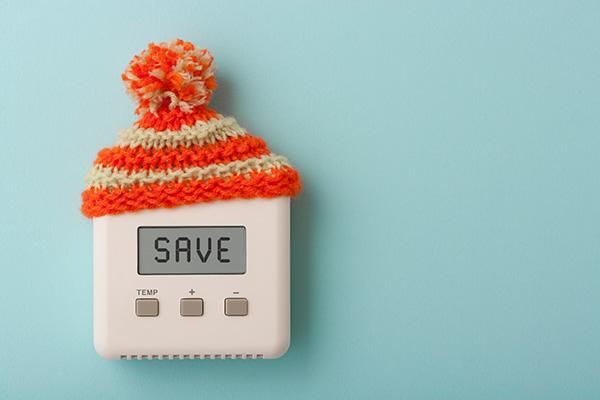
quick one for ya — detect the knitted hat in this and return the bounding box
[81,39,301,218]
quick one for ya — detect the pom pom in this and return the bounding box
[122,39,217,114]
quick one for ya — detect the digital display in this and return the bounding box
[138,226,246,275]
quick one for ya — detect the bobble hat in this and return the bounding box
[81,39,301,218]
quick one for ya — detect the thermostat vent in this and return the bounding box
[119,354,264,360]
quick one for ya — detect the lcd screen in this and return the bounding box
[138,226,246,275]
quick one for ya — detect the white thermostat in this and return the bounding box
[93,198,290,360]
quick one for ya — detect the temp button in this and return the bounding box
[135,298,159,317]
[225,298,248,316]
[180,298,204,316]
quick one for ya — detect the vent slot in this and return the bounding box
[119,353,265,360]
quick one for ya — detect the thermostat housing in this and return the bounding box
[93,198,290,360]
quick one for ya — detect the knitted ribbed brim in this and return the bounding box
[81,39,301,218]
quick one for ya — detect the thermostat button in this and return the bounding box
[180,298,204,316]
[225,298,248,316]
[135,298,159,317]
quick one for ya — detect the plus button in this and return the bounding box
[188,289,195,295]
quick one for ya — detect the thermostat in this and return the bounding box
[93,198,290,359]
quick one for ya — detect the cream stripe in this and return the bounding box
[117,116,246,149]
[85,154,290,190]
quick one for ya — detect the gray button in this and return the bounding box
[180,298,204,316]
[136,298,159,317]
[225,298,248,316]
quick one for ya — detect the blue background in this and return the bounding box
[1,1,599,398]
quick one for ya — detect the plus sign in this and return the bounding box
[189,289,195,295]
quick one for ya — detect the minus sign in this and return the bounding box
[233,291,239,294]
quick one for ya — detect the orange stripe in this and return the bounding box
[81,167,301,218]
[94,135,270,173]
[135,106,219,131]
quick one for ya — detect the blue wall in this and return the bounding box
[1,1,599,398]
